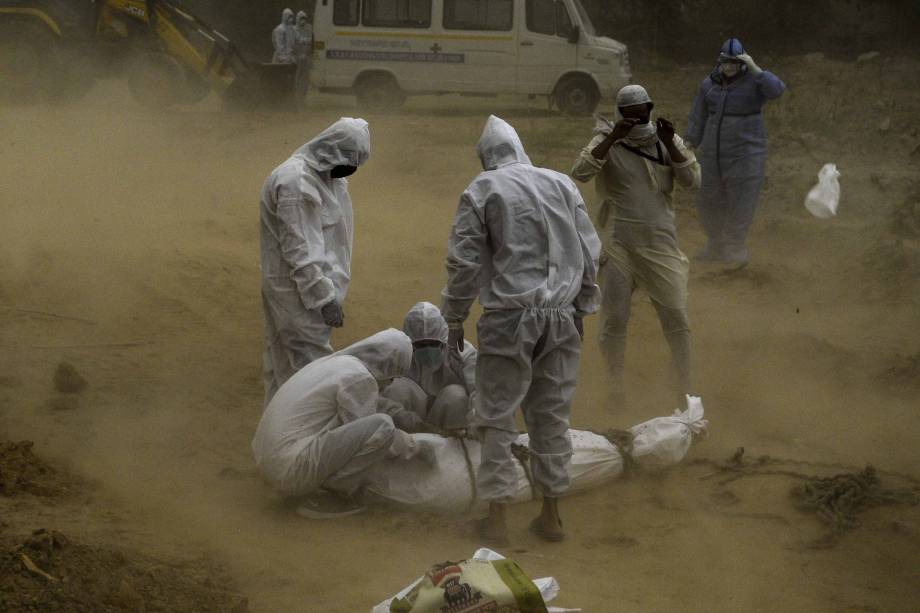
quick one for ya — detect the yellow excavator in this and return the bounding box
[0,0,286,108]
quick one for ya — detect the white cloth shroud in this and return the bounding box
[364,396,708,514]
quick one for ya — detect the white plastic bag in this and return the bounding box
[805,163,841,218]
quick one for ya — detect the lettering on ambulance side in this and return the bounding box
[327,49,464,63]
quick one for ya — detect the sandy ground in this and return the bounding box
[1,53,919,611]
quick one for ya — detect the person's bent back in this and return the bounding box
[251,328,429,519]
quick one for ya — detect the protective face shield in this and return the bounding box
[720,60,742,78]
[330,165,358,178]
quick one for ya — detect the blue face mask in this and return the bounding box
[414,346,443,369]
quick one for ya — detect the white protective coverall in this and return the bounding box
[383,302,477,430]
[252,329,420,498]
[272,8,296,64]
[293,11,313,102]
[260,118,370,404]
[442,116,601,503]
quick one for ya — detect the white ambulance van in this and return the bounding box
[311,0,630,114]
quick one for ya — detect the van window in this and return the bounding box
[333,0,360,26]
[362,0,431,28]
[556,1,573,38]
[525,0,555,35]
[443,0,513,31]
[526,0,573,38]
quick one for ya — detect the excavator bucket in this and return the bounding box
[118,0,293,109]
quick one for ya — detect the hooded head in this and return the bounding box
[296,10,308,27]
[404,302,449,345]
[476,115,532,171]
[719,37,745,62]
[293,117,371,174]
[404,302,450,373]
[333,328,412,382]
[282,8,295,25]
[717,37,746,79]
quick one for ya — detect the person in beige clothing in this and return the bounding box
[571,84,700,409]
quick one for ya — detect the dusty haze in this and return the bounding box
[1,51,919,611]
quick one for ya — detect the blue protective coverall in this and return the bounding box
[686,67,785,257]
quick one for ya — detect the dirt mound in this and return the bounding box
[0,529,248,613]
[0,442,58,498]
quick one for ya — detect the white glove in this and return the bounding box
[736,53,762,76]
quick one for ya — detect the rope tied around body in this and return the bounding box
[595,428,637,471]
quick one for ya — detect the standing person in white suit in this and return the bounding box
[293,10,314,107]
[259,117,370,404]
[442,116,601,544]
[271,8,296,64]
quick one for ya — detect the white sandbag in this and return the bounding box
[805,163,841,218]
[363,397,707,514]
[372,548,580,613]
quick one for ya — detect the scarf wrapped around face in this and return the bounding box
[594,113,659,148]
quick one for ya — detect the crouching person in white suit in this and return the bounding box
[252,328,435,518]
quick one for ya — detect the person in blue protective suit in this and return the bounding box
[685,38,785,266]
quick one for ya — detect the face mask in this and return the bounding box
[721,62,740,78]
[629,122,656,138]
[414,346,443,370]
[330,165,357,178]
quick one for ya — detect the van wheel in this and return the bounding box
[355,73,405,111]
[555,76,599,116]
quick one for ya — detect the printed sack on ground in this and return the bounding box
[388,557,548,613]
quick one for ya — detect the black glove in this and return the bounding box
[447,324,464,353]
[321,301,344,328]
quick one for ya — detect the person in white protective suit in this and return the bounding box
[442,116,601,544]
[252,329,436,519]
[293,10,313,106]
[382,302,477,432]
[271,8,296,64]
[260,118,370,405]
